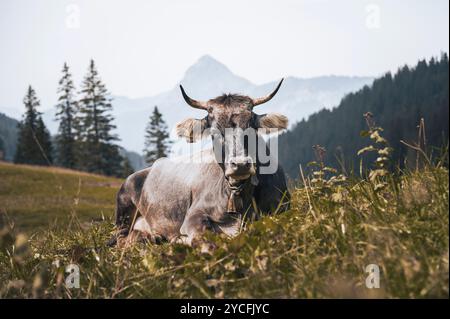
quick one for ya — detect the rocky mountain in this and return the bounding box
[42,55,374,153]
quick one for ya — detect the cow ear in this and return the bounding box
[176,118,207,143]
[256,113,288,130]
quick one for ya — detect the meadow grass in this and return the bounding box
[0,162,120,232]
[0,126,448,298]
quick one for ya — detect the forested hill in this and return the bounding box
[279,54,449,179]
[0,113,19,161]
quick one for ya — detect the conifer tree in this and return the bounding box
[14,86,53,165]
[143,106,171,165]
[76,59,123,176]
[55,63,77,168]
[35,116,53,163]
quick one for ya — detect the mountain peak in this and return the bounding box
[183,55,231,81]
[196,54,221,65]
[179,55,253,99]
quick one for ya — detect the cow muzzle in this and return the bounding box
[225,156,256,180]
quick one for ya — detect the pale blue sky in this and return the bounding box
[0,0,448,117]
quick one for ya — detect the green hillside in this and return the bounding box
[0,162,120,232]
[279,54,449,178]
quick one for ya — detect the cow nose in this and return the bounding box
[228,156,255,177]
[230,157,251,168]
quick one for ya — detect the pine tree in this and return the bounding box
[35,116,53,164]
[14,86,53,165]
[55,63,77,168]
[143,106,171,165]
[76,59,123,176]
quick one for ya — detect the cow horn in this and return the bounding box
[180,85,208,110]
[252,78,284,107]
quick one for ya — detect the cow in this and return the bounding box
[108,79,290,247]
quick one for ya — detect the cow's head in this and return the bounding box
[176,79,287,184]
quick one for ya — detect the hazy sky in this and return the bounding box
[0,0,448,116]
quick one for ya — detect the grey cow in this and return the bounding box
[108,80,290,246]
